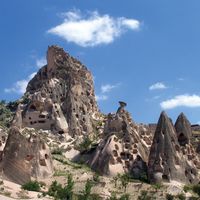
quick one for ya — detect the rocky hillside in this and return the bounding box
[0,45,200,199]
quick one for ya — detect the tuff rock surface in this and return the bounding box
[89,102,153,177]
[21,45,100,138]
[148,112,200,184]
[1,45,200,188]
[1,127,53,184]
[175,112,192,146]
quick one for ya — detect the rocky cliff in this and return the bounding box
[89,102,153,177]
[22,45,101,138]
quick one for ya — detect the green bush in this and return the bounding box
[107,193,130,200]
[0,100,14,128]
[152,183,163,191]
[93,173,100,184]
[47,174,74,200]
[138,190,152,200]
[176,193,186,200]
[51,147,64,155]
[76,137,93,152]
[192,184,200,196]
[166,194,174,200]
[22,180,41,192]
[119,174,129,192]
[119,194,130,200]
[183,185,192,193]
[82,179,93,200]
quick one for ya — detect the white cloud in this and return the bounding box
[36,57,46,68]
[95,95,108,101]
[47,10,140,47]
[96,83,121,101]
[160,94,200,110]
[101,83,120,93]
[4,72,36,94]
[149,82,167,91]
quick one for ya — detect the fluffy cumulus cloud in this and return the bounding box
[160,94,200,110]
[149,82,167,91]
[36,57,46,68]
[47,10,140,47]
[4,72,36,94]
[101,83,120,93]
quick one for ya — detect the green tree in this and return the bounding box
[47,174,74,200]
[119,174,129,192]
[83,179,93,200]
[119,194,130,200]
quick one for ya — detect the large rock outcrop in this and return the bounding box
[175,112,192,146]
[1,127,53,185]
[148,112,200,184]
[89,102,153,177]
[20,45,100,138]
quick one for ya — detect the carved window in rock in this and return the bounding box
[38,120,46,124]
[29,104,37,111]
[162,174,169,181]
[120,152,132,160]
[39,114,46,119]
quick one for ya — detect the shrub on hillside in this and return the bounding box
[22,180,41,192]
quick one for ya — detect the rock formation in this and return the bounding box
[148,112,200,184]
[1,127,53,185]
[1,45,200,188]
[20,45,100,138]
[89,102,153,177]
[175,112,192,146]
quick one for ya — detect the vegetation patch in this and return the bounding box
[22,180,41,192]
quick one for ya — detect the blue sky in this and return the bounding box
[1,0,200,124]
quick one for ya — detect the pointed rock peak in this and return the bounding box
[19,45,100,138]
[160,111,168,119]
[175,112,192,146]
[176,112,189,123]
[148,112,182,184]
[157,111,172,129]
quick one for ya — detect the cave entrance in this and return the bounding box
[178,133,188,146]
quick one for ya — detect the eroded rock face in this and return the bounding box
[175,113,192,146]
[89,102,152,177]
[1,127,53,184]
[148,112,200,184]
[19,45,100,138]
